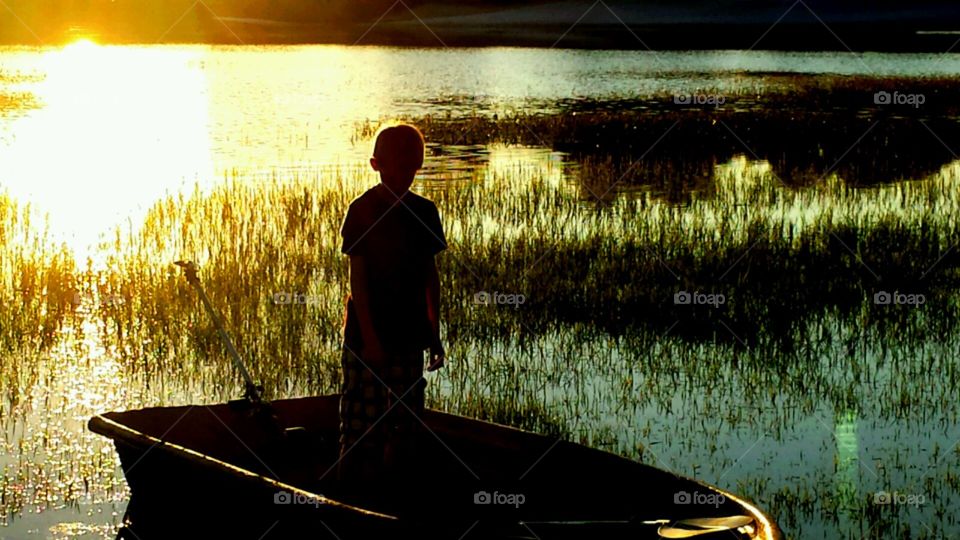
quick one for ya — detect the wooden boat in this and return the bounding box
[89,395,783,539]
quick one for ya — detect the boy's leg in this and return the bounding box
[337,346,388,492]
[382,351,427,489]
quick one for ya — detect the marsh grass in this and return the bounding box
[74,147,960,402]
[372,77,960,190]
[0,91,38,116]
[422,111,958,186]
[3,94,960,537]
[0,194,77,403]
[0,194,125,524]
[78,173,365,396]
[0,69,41,116]
[1,164,957,536]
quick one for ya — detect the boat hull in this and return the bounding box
[90,395,783,539]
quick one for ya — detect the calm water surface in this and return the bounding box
[2,45,960,259]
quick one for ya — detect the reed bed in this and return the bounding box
[3,96,960,536]
[373,77,960,190]
[0,193,77,406]
[75,151,960,393]
[66,149,957,537]
[0,91,37,115]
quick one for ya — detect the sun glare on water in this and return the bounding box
[0,40,215,265]
[64,37,99,53]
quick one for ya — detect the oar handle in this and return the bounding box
[174,261,262,403]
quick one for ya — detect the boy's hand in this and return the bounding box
[427,341,445,372]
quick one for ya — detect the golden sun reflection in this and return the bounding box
[0,42,214,265]
[63,38,99,54]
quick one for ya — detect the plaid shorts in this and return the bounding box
[338,346,426,451]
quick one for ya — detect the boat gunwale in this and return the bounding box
[87,413,398,521]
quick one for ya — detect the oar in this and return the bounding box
[175,260,313,449]
[174,260,263,403]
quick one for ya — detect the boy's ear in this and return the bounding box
[369,157,380,172]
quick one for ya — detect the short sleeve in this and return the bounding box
[422,202,447,255]
[340,204,367,255]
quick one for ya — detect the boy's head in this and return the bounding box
[370,124,425,194]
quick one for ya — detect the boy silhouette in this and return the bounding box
[337,124,446,493]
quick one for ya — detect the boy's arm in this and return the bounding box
[349,255,386,368]
[426,256,444,371]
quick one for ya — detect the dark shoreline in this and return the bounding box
[331,22,960,52]
[2,22,959,51]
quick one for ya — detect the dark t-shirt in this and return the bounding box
[341,185,446,354]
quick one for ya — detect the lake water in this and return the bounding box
[1,45,960,539]
[2,45,960,261]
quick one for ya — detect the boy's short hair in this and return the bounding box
[373,124,425,171]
